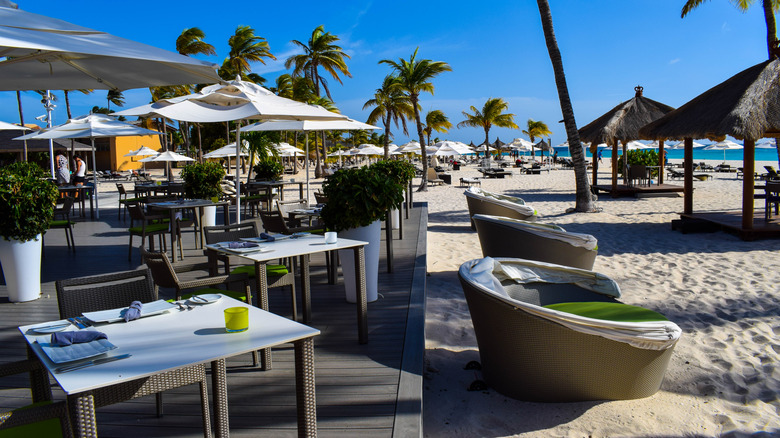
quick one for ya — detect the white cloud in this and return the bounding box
[669,58,680,65]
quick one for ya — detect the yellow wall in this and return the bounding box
[111,135,164,171]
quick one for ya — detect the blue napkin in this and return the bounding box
[123,301,143,322]
[51,331,107,346]
[228,241,259,249]
[259,233,275,242]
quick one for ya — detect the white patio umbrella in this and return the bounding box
[755,138,777,149]
[203,141,249,158]
[15,114,161,218]
[667,141,705,150]
[143,150,194,163]
[704,139,743,162]
[114,77,348,217]
[433,140,472,155]
[123,145,159,173]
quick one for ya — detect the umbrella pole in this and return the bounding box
[91,137,99,219]
[235,122,242,224]
[305,131,310,204]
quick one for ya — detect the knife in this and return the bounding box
[54,354,131,374]
[67,318,85,329]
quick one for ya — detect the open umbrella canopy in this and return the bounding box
[203,141,249,158]
[0,120,29,131]
[141,150,193,162]
[274,142,306,155]
[243,118,380,132]
[704,139,743,150]
[124,145,159,157]
[433,140,472,154]
[400,141,421,152]
[16,114,160,140]
[356,144,384,155]
[0,5,219,91]
[114,77,348,123]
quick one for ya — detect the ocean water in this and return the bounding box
[547,146,780,163]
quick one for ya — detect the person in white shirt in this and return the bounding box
[72,155,86,186]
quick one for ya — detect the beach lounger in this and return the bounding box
[426,167,444,186]
[472,214,597,270]
[458,257,681,402]
[459,177,481,188]
[464,187,538,230]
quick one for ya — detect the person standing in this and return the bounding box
[72,155,86,186]
[597,149,603,163]
[55,151,70,186]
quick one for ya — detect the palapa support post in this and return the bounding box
[658,140,665,185]
[611,138,619,193]
[742,138,756,230]
[684,138,694,214]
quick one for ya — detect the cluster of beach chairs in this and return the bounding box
[459,186,682,402]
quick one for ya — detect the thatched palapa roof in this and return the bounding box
[579,86,675,143]
[640,59,780,141]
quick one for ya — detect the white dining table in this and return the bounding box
[206,234,369,364]
[146,199,231,262]
[19,295,320,438]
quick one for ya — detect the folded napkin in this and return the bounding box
[228,241,259,249]
[123,301,143,322]
[258,233,275,242]
[51,330,108,346]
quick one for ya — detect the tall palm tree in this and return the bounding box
[682,0,780,165]
[176,27,217,57]
[522,119,552,159]
[423,109,452,147]
[220,25,275,80]
[536,0,594,212]
[380,48,452,191]
[457,98,518,159]
[364,75,414,159]
[16,91,27,160]
[176,27,216,161]
[285,25,352,100]
[106,90,124,112]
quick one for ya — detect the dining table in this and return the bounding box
[146,199,230,262]
[18,295,320,438]
[206,233,369,365]
[247,179,305,201]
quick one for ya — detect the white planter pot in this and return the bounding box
[390,208,400,230]
[338,220,380,303]
[0,235,43,302]
[201,205,217,228]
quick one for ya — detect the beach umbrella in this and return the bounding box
[704,139,743,162]
[143,150,194,163]
[755,138,777,148]
[114,77,348,219]
[433,140,472,154]
[15,114,161,218]
[640,58,780,233]
[123,145,159,174]
[203,141,249,158]
[580,86,676,188]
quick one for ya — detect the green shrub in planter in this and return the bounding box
[181,162,225,199]
[371,160,416,186]
[320,166,405,232]
[0,162,58,242]
[253,160,284,181]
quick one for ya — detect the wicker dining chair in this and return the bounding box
[55,269,212,434]
[47,197,77,253]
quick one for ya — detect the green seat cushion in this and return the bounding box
[49,220,74,227]
[0,402,63,438]
[128,223,169,233]
[543,302,669,323]
[231,264,288,278]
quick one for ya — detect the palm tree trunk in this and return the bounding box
[764,0,777,60]
[413,96,428,191]
[16,91,27,161]
[384,116,391,160]
[537,0,594,212]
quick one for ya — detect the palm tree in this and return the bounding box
[364,75,414,159]
[536,0,594,212]
[423,110,452,147]
[285,25,352,100]
[682,0,780,166]
[522,119,552,159]
[220,25,275,80]
[457,98,518,159]
[380,48,452,191]
[106,90,124,112]
[176,27,217,57]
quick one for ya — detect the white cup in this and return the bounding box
[324,231,337,244]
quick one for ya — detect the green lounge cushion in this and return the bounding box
[128,223,169,234]
[0,401,63,438]
[49,220,74,227]
[543,301,669,323]
[231,264,288,278]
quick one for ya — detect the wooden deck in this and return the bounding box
[673,210,780,240]
[0,197,427,437]
[592,183,684,198]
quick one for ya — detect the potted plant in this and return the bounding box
[371,160,415,229]
[181,162,225,227]
[0,162,58,302]
[252,159,284,181]
[320,165,405,303]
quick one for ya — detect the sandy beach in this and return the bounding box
[417,159,780,438]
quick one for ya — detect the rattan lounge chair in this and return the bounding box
[458,257,681,402]
[464,187,538,230]
[472,214,598,270]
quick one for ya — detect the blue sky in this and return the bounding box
[1,0,773,147]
